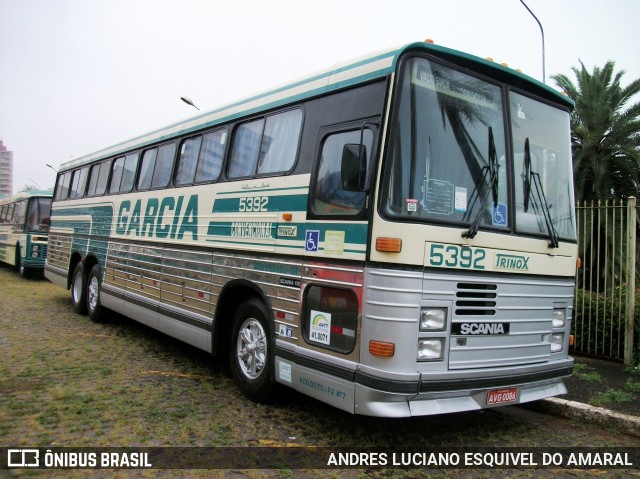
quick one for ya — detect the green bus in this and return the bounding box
[0,190,53,277]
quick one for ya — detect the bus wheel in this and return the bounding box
[71,262,87,315]
[15,246,27,278]
[229,298,274,402]
[87,264,104,323]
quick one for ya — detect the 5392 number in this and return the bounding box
[428,243,486,270]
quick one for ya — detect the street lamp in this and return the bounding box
[46,164,58,172]
[519,0,546,83]
[180,96,200,110]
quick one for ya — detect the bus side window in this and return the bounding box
[87,160,111,197]
[137,143,176,191]
[109,157,125,194]
[138,148,157,191]
[55,172,72,200]
[175,136,203,186]
[120,153,139,193]
[151,143,176,189]
[195,129,226,183]
[13,200,27,230]
[257,109,302,174]
[313,129,372,216]
[228,109,302,179]
[228,118,265,178]
[69,166,89,199]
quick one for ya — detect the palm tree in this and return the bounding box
[552,61,640,202]
[552,62,640,296]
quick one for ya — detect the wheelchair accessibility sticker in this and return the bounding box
[492,203,508,226]
[305,230,319,252]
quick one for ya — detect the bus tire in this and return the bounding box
[229,298,274,402]
[71,262,87,315]
[15,246,28,278]
[87,264,104,323]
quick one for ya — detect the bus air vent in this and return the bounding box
[455,283,497,316]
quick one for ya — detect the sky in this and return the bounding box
[1,0,639,194]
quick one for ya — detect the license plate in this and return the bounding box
[486,387,518,405]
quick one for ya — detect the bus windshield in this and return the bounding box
[26,198,52,232]
[383,56,576,242]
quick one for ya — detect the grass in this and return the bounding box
[572,363,603,382]
[590,388,634,408]
[624,378,640,394]
[2,265,640,477]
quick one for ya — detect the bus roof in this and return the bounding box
[0,190,53,201]
[59,41,573,172]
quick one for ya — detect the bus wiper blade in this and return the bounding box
[523,138,559,248]
[462,127,498,239]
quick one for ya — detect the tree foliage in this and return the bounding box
[552,61,640,202]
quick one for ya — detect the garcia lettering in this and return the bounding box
[116,195,198,240]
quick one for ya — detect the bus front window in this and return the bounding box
[26,198,52,232]
[383,58,507,229]
[511,93,576,242]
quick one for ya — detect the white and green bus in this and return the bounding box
[0,190,52,277]
[46,40,577,417]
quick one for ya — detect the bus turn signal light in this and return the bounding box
[376,237,402,253]
[369,340,395,357]
[281,213,292,222]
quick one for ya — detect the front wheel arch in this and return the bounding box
[228,297,275,402]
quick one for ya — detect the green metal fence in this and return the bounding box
[573,197,638,365]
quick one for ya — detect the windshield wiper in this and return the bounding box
[522,138,559,248]
[462,127,499,239]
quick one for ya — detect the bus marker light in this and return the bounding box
[376,237,402,253]
[576,257,582,269]
[424,38,434,44]
[282,213,293,222]
[369,340,395,357]
[569,335,575,347]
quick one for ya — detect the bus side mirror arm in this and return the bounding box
[341,120,379,192]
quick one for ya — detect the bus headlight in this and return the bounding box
[420,308,447,331]
[552,309,566,328]
[417,338,444,361]
[550,333,564,352]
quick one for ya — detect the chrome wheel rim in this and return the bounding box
[72,270,83,304]
[236,318,267,380]
[88,275,99,312]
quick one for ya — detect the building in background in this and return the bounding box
[0,140,13,197]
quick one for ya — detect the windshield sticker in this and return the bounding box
[423,179,453,215]
[517,104,526,120]
[454,187,468,212]
[405,198,419,213]
[310,310,331,345]
[492,203,508,226]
